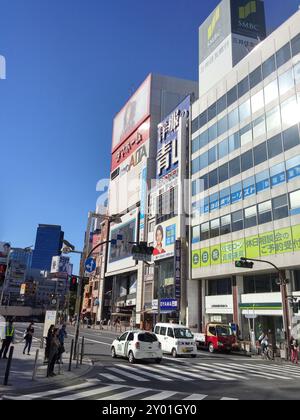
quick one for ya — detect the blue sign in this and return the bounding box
[85,258,96,273]
[256,179,270,193]
[243,184,256,198]
[287,165,300,181]
[220,195,230,209]
[271,172,285,187]
[166,224,176,246]
[160,299,179,312]
[231,190,242,204]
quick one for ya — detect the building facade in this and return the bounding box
[190,2,300,344]
[32,224,64,271]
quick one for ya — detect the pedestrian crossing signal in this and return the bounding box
[69,276,78,292]
[235,260,254,269]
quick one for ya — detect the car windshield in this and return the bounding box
[174,328,194,339]
[216,326,233,336]
[138,333,158,343]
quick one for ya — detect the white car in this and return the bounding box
[154,323,198,358]
[111,330,163,364]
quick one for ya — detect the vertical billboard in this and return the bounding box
[51,256,70,278]
[153,218,179,261]
[0,242,10,264]
[112,76,151,152]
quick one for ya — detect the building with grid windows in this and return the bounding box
[189,1,300,346]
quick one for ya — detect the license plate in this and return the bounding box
[182,348,193,353]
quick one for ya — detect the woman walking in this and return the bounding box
[47,328,60,377]
[23,322,34,356]
[290,337,299,364]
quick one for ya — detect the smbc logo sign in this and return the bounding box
[238,1,260,32]
[239,0,256,19]
[207,6,220,42]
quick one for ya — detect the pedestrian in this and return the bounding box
[0,319,15,359]
[44,324,55,363]
[258,331,268,355]
[47,328,60,377]
[57,324,67,364]
[290,336,299,364]
[23,322,34,356]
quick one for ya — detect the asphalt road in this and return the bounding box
[10,323,300,400]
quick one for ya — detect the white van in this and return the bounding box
[154,323,198,358]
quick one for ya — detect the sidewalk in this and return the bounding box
[0,340,93,395]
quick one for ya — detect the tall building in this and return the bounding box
[190,1,300,346]
[106,74,198,327]
[31,224,64,271]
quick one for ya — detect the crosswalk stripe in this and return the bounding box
[142,391,178,400]
[183,394,208,400]
[53,385,124,400]
[255,363,300,373]
[242,363,300,377]
[189,363,246,380]
[115,364,172,382]
[1,380,100,400]
[224,363,291,380]
[98,388,150,400]
[135,364,194,381]
[107,367,149,382]
[158,364,215,381]
[99,373,126,382]
[221,397,239,400]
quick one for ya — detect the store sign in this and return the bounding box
[192,224,300,269]
[160,299,179,312]
[139,166,147,242]
[174,240,181,302]
[231,0,266,40]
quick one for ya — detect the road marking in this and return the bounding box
[1,380,100,400]
[68,333,111,347]
[54,384,124,400]
[221,397,239,400]
[99,373,126,382]
[116,364,172,382]
[183,394,208,400]
[224,363,291,380]
[135,364,194,381]
[188,363,244,381]
[98,388,149,400]
[107,367,149,382]
[142,391,178,400]
[156,364,215,381]
[242,363,300,378]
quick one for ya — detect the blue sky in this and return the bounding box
[0,0,299,273]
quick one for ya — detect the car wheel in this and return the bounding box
[208,343,215,354]
[172,348,178,358]
[128,351,136,364]
[111,347,117,358]
[155,358,162,364]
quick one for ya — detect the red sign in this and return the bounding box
[111,118,150,172]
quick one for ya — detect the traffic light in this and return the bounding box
[69,276,78,292]
[292,301,300,314]
[235,260,254,269]
[132,242,154,257]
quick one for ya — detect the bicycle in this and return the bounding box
[262,345,274,360]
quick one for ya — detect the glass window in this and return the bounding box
[221,215,231,235]
[267,133,283,159]
[276,43,291,68]
[229,156,241,178]
[264,79,279,105]
[192,117,199,134]
[167,328,174,338]
[217,95,227,114]
[200,152,208,171]
[227,86,238,107]
[279,68,294,95]
[266,106,281,133]
[240,123,252,146]
[199,111,208,129]
[238,77,249,98]
[290,190,300,215]
[231,182,243,204]
[294,62,300,84]
[210,218,220,238]
[243,176,256,198]
[232,210,244,232]
[258,200,272,224]
[256,169,270,193]
[250,66,262,89]
[228,108,239,129]
[272,194,289,220]
[210,192,219,212]
[241,149,254,172]
[201,174,209,190]
[218,138,229,159]
[295,270,300,291]
[239,99,251,121]
[219,163,229,183]
[282,125,300,151]
[281,96,300,127]
[218,115,228,136]
[208,146,218,165]
[160,327,167,336]
[192,157,200,175]
[253,142,267,166]
[208,103,217,121]
[292,34,300,57]
[127,333,134,341]
[199,130,209,148]
[244,276,255,294]
[192,226,200,244]
[253,115,266,139]
[228,132,240,152]
[286,155,300,181]
[203,196,209,213]
[192,137,200,154]
[220,187,231,208]
[270,162,286,187]
[251,90,264,114]
[244,205,257,229]
[200,222,210,241]
[208,123,217,142]
[255,275,272,293]
[209,169,218,188]
[262,55,276,79]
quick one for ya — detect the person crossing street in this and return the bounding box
[23,322,34,356]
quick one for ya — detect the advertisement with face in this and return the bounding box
[0,242,11,263]
[106,210,138,274]
[153,218,178,261]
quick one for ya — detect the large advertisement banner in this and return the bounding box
[112,76,151,152]
[0,242,10,264]
[153,218,178,261]
[192,224,300,269]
